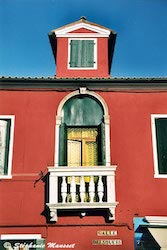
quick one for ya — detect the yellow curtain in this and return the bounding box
[67,128,98,183]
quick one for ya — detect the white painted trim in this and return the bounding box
[54,89,110,166]
[0,115,15,179]
[145,216,167,226]
[0,234,42,240]
[151,114,167,178]
[56,33,109,38]
[68,38,97,70]
[154,174,167,178]
[53,22,110,36]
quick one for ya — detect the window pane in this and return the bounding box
[62,96,104,126]
[155,118,167,174]
[67,140,81,166]
[67,127,98,166]
[84,141,98,166]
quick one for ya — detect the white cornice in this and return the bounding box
[56,33,109,37]
[52,22,110,37]
[145,216,167,226]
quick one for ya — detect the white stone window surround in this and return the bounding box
[151,114,167,178]
[67,38,97,70]
[54,88,111,167]
[0,115,15,179]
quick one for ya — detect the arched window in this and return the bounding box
[59,95,105,168]
[55,88,111,168]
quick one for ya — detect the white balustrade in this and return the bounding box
[47,166,118,222]
[89,176,95,203]
[61,176,67,203]
[80,176,85,203]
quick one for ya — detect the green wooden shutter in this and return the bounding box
[155,118,167,174]
[84,40,94,67]
[70,40,79,67]
[4,120,11,174]
[70,40,94,68]
[98,122,106,165]
[59,123,67,166]
[0,119,10,175]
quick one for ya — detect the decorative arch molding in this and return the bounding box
[54,87,111,166]
[57,87,109,116]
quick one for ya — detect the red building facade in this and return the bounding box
[0,17,167,250]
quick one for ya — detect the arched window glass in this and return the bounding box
[59,95,105,167]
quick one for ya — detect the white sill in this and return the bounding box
[154,174,167,178]
[0,175,12,179]
[68,66,97,70]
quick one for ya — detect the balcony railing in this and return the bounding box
[47,166,118,222]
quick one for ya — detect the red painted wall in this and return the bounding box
[56,37,109,78]
[69,28,97,33]
[1,89,167,249]
[0,225,133,250]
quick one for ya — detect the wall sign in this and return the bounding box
[92,230,122,246]
[92,239,122,245]
[97,230,117,236]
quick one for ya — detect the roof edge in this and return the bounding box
[49,17,116,37]
[1,76,167,91]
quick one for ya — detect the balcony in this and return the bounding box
[47,166,118,222]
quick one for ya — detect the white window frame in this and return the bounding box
[151,114,167,178]
[0,115,15,179]
[68,38,97,70]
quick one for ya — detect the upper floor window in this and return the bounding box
[59,95,105,167]
[47,89,118,222]
[151,114,167,177]
[68,38,97,69]
[0,115,14,178]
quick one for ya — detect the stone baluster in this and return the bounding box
[61,176,67,203]
[80,176,85,203]
[98,176,104,203]
[71,176,76,203]
[89,175,95,203]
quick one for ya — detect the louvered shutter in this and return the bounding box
[0,120,10,175]
[59,123,67,166]
[70,40,95,68]
[98,122,106,165]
